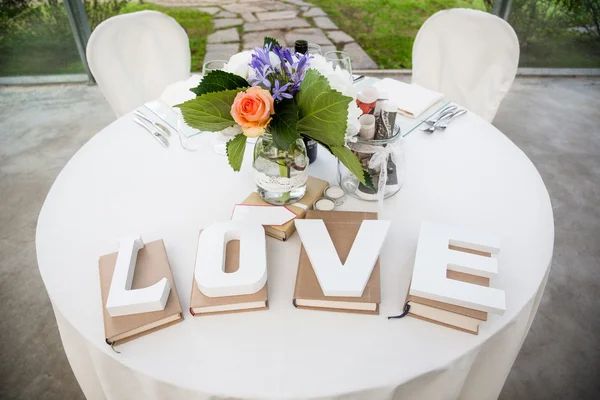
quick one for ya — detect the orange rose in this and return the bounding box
[231,87,275,138]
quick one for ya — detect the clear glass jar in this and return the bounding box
[253,132,309,205]
[338,135,406,201]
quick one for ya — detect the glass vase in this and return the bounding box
[253,132,309,205]
[338,135,406,201]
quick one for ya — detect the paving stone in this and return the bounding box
[215,10,238,18]
[313,16,338,30]
[241,12,257,22]
[261,2,297,11]
[256,11,298,21]
[327,30,354,44]
[283,0,312,6]
[243,30,288,50]
[343,42,378,69]
[223,4,266,13]
[285,28,333,46]
[303,7,327,17]
[207,28,240,44]
[196,6,221,15]
[213,18,244,29]
[203,43,240,64]
[320,45,337,55]
[244,18,310,32]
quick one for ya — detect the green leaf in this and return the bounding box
[191,70,249,96]
[264,37,281,49]
[296,69,352,147]
[270,99,300,151]
[363,171,376,192]
[226,133,247,172]
[175,89,240,131]
[331,145,366,184]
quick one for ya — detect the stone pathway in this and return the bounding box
[147,0,378,69]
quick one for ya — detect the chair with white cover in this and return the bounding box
[412,9,519,122]
[86,10,191,117]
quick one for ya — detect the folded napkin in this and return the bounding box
[374,78,444,119]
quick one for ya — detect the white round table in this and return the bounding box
[36,105,554,400]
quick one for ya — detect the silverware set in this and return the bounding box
[420,104,466,133]
[133,109,171,148]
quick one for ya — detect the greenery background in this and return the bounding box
[0,0,598,76]
[0,0,212,76]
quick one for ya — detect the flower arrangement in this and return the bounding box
[176,37,369,187]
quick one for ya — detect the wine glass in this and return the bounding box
[324,51,353,83]
[202,60,227,76]
[307,43,322,55]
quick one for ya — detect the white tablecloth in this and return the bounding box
[36,101,554,399]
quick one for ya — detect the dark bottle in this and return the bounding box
[294,40,318,164]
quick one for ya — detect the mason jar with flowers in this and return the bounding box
[176,37,371,205]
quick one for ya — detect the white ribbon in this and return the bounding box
[348,142,398,208]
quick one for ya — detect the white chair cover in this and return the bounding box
[86,10,191,117]
[412,9,519,122]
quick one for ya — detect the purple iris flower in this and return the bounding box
[246,42,313,99]
[271,80,293,101]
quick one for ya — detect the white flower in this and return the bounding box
[308,54,360,137]
[224,51,253,79]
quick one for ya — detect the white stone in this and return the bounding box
[343,42,378,69]
[327,30,354,44]
[203,43,240,64]
[255,11,298,21]
[213,18,243,29]
[215,11,238,18]
[105,237,171,317]
[243,30,288,50]
[313,16,338,30]
[295,219,391,297]
[207,28,240,44]
[195,221,267,298]
[241,12,258,22]
[196,7,221,15]
[244,18,310,32]
[410,222,506,315]
[285,28,333,46]
[303,7,327,17]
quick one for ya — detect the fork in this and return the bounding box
[421,109,466,133]
[424,104,458,125]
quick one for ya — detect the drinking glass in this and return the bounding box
[202,60,227,75]
[175,109,207,151]
[307,43,322,55]
[324,51,353,82]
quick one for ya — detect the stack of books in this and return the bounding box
[98,240,183,346]
[238,176,329,241]
[405,246,493,335]
[293,210,381,314]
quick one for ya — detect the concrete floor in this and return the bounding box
[0,78,599,399]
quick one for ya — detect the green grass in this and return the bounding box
[0,1,212,76]
[309,0,600,68]
[309,0,487,69]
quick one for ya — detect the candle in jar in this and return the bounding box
[324,186,345,206]
[314,197,336,211]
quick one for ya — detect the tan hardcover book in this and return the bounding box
[406,245,494,333]
[293,210,381,314]
[98,240,183,346]
[407,302,481,335]
[239,176,329,241]
[190,239,268,315]
[408,270,490,321]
